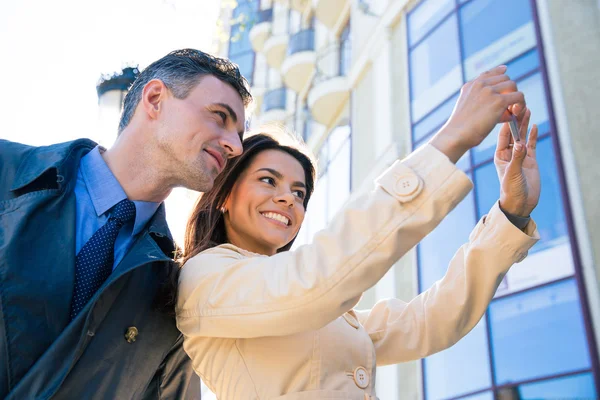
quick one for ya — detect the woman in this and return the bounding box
[176,73,540,399]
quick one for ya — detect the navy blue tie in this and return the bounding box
[70,199,136,320]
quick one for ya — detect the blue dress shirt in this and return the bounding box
[74,146,161,270]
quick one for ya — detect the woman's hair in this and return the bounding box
[181,131,317,264]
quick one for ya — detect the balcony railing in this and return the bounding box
[262,87,287,113]
[287,28,315,56]
[313,40,351,85]
[255,8,273,24]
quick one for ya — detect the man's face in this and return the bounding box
[156,75,246,192]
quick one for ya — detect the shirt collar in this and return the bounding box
[79,146,161,235]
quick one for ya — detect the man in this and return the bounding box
[0,49,250,399]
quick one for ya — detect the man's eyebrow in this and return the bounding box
[215,102,244,138]
[215,103,238,124]
[256,168,306,189]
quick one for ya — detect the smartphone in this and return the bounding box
[508,113,520,142]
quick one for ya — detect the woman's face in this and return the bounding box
[223,149,307,255]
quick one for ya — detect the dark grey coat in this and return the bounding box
[0,139,199,399]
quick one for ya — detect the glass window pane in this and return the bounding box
[328,125,351,159]
[475,137,575,296]
[229,24,253,55]
[530,136,569,252]
[307,174,328,239]
[518,72,551,136]
[473,161,498,220]
[506,48,540,80]
[474,137,569,253]
[327,140,351,221]
[408,0,455,46]
[413,92,459,142]
[460,0,536,80]
[460,391,493,400]
[418,190,476,291]
[410,14,463,122]
[232,0,258,19]
[230,52,255,85]
[424,318,491,400]
[471,72,549,165]
[489,279,592,385]
[517,372,597,399]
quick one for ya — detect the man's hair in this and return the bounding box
[118,48,253,133]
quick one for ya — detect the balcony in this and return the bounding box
[281,29,316,93]
[260,87,288,124]
[313,0,348,29]
[263,33,289,69]
[308,43,351,127]
[249,8,273,52]
[273,0,309,12]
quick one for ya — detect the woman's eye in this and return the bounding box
[293,190,305,199]
[259,177,275,185]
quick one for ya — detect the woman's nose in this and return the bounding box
[273,191,294,207]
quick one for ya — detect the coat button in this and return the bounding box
[353,366,370,389]
[394,174,420,196]
[125,326,139,343]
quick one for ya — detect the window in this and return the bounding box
[340,21,351,76]
[459,0,536,80]
[413,92,459,144]
[474,136,569,253]
[409,14,463,122]
[515,372,597,399]
[418,190,476,291]
[408,0,454,46]
[229,0,259,85]
[424,319,492,399]
[294,125,351,247]
[408,0,597,397]
[489,279,591,385]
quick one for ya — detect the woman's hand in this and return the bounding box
[494,108,541,217]
[430,65,526,163]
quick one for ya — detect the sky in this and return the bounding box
[0,0,220,145]
[0,0,223,248]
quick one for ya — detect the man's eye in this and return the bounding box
[216,111,227,123]
[259,177,275,185]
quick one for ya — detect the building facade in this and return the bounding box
[215,0,600,398]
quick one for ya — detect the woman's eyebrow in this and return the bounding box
[256,168,306,188]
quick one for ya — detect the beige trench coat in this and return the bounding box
[176,144,539,399]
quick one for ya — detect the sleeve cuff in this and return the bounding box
[500,207,531,230]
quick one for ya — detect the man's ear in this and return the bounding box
[141,79,168,120]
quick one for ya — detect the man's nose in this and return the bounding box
[220,130,243,158]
